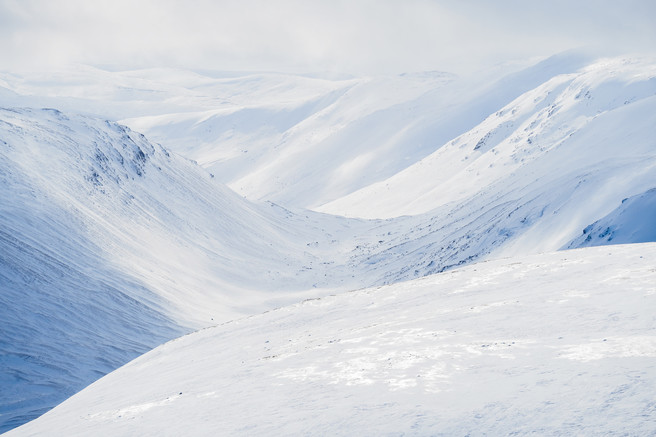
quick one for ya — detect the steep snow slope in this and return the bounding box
[303,61,656,284]
[319,56,656,219]
[318,57,656,258]
[0,107,368,324]
[8,244,656,436]
[0,108,186,432]
[566,187,656,249]
[0,107,375,432]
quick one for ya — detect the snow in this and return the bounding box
[566,188,656,249]
[318,56,656,221]
[2,52,656,433]
[0,52,600,209]
[6,244,656,436]
[0,107,368,431]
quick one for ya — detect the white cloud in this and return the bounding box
[1,0,654,75]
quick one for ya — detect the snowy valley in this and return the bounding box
[1,53,655,435]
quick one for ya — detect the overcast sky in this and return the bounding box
[1,0,655,76]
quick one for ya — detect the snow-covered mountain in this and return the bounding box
[318,56,656,265]
[319,57,656,218]
[1,52,598,210]
[2,53,655,434]
[0,107,375,432]
[7,243,656,436]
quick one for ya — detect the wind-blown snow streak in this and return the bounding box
[8,244,656,436]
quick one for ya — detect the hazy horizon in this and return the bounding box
[1,0,655,77]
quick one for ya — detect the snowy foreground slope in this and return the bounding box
[8,244,656,436]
